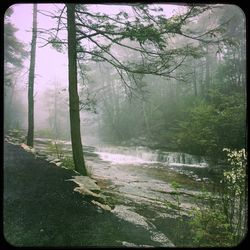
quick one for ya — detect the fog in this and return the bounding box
[6,3,180,145]
[5,3,246,152]
[4,4,246,246]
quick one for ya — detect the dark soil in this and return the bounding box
[3,142,157,247]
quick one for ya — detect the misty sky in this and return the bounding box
[9,3,180,93]
[7,3,181,130]
[9,4,67,92]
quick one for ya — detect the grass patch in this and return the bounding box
[61,156,75,170]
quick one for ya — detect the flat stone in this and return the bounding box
[53,158,61,162]
[91,200,112,211]
[21,143,35,154]
[74,186,100,198]
[69,176,101,192]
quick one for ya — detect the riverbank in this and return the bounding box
[4,132,228,247]
[4,142,171,247]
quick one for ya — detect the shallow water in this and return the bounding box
[33,137,217,246]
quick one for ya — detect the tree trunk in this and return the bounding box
[5,79,16,131]
[67,4,88,175]
[142,100,151,137]
[205,44,210,91]
[200,59,205,97]
[54,82,58,139]
[27,4,37,147]
[193,60,197,97]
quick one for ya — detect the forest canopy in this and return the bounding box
[4,3,246,161]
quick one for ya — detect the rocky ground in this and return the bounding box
[3,142,165,247]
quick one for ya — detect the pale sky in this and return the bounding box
[9,4,68,92]
[9,3,180,93]
[6,3,181,130]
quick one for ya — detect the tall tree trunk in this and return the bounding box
[193,61,197,97]
[5,79,16,131]
[199,58,205,97]
[142,100,151,137]
[54,82,58,139]
[205,44,210,91]
[27,4,37,147]
[67,4,88,175]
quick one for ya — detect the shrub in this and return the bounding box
[61,156,75,170]
[188,148,247,247]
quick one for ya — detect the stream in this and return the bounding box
[33,137,220,247]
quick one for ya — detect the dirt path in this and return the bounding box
[3,142,159,247]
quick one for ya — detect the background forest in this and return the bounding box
[4,3,247,247]
[4,4,246,162]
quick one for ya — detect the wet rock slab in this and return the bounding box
[4,142,173,247]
